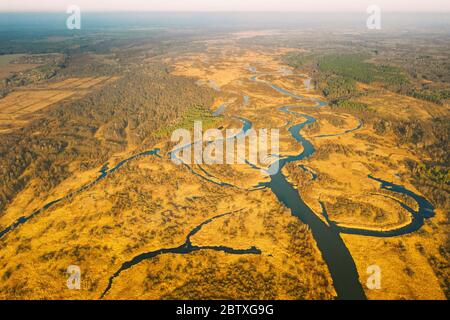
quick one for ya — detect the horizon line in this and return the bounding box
[1,10,450,13]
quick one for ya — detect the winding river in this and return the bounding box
[249,69,435,300]
[265,103,368,300]
[0,66,436,301]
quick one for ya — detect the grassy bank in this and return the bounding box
[153,105,221,139]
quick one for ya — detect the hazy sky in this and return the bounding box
[1,0,449,12]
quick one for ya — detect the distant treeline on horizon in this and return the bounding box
[0,12,449,31]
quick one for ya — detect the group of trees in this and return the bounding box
[404,117,450,210]
[372,116,449,210]
[325,197,390,225]
[0,54,67,98]
[283,52,314,70]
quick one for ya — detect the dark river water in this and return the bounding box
[267,104,367,300]
[250,72,435,299]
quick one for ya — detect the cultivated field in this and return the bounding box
[0,76,119,133]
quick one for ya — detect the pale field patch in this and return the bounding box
[0,76,119,133]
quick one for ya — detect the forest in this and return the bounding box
[0,59,216,214]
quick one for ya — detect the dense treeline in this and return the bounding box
[312,54,409,106]
[0,64,215,214]
[0,30,150,55]
[283,52,315,70]
[316,73,359,101]
[287,52,449,106]
[58,54,121,77]
[318,54,409,88]
[411,89,450,105]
